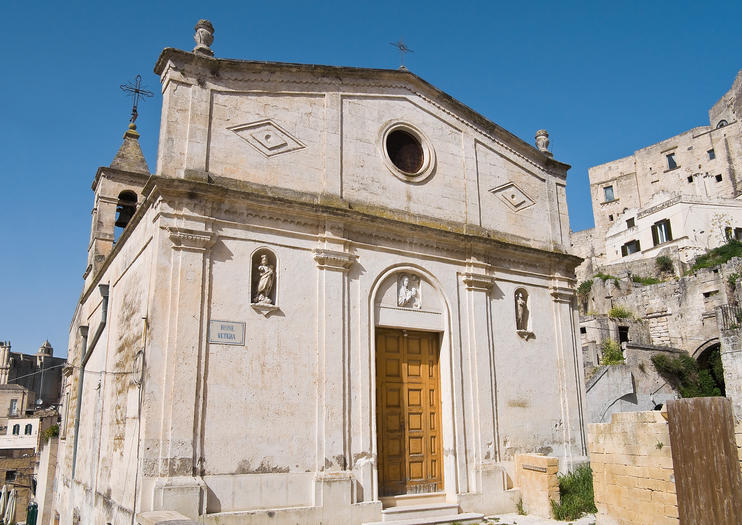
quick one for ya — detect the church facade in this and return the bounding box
[54,22,586,525]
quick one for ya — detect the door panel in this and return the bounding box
[376,329,443,497]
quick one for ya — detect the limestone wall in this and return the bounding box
[581,257,742,356]
[514,454,559,518]
[155,50,572,253]
[588,411,678,525]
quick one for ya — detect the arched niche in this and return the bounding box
[250,248,278,308]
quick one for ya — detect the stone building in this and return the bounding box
[0,340,65,410]
[53,21,587,524]
[572,69,742,275]
[0,409,58,524]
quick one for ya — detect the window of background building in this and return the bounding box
[652,219,673,246]
[716,174,723,182]
[24,424,32,435]
[717,120,728,128]
[604,185,615,202]
[687,176,694,183]
[626,218,635,228]
[666,153,678,170]
[728,227,742,241]
[5,471,16,483]
[621,239,641,256]
[608,214,614,221]
[708,149,716,160]
[12,425,19,435]
[9,399,17,416]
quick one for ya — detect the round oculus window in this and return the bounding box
[380,123,435,182]
[386,129,424,174]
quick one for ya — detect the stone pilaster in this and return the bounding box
[312,221,356,504]
[461,260,500,489]
[550,283,587,464]
[152,226,215,519]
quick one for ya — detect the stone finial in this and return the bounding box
[193,19,215,56]
[535,129,552,157]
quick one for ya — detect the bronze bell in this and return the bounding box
[115,204,135,228]
[115,194,137,228]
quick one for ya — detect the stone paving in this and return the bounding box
[483,513,596,525]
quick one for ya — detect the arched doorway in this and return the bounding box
[370,266,454,503]
[694,340,725,396]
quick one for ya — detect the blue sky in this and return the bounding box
[1,1,740,357]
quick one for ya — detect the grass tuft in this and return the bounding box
[550,464,597,520]
[632,275,663,286]
[608,306,633,319]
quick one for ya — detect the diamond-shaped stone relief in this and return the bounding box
[490,182,536,212]
[228,119,305,157]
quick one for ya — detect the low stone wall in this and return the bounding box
[514,454,559,518]
[588,411,679,525]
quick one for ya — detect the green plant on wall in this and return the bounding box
[690,239,742,272]
[43,424,59,442]
[632,275,663,286]
[601,339,624,365]
[577,280,593,298]
[577,280,593,313]
[608,306,633,319]
[651,353,724,398]
[655,255,674,274]
[594,272,620,287]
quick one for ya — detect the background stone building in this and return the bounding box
[570,70,742,425]
[53,21,587,525]
[0,341,65,410]
[572,69,742,276]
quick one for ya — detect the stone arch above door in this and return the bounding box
[373,268,444,331]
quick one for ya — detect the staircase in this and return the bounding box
[362,502,483,525]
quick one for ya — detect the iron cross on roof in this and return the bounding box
[389,39,413,70]
[120,74,153,124]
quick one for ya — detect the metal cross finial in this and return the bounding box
[389,39,414,70]
[120,74,154,124]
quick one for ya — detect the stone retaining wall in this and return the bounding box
[588,411,678,525]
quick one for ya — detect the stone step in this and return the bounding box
[363,511,484,525]
[382,503,460,521]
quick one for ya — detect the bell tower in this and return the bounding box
[85,123,150,282]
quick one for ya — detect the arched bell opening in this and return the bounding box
[114,190,138,241]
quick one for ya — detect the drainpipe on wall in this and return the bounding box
[71,284,109,479]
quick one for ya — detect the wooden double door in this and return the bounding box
[376,328,443,497]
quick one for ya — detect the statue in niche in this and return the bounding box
[515,289,529,331]
[253,254,275,304]
[397,274,421,309]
